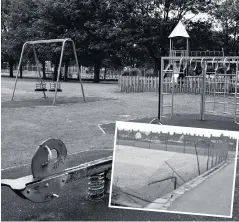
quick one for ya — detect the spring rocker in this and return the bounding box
[1,138,112,202]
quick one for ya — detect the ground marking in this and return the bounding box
[98,124,107,134]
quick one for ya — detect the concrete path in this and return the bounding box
[168,159,237,217]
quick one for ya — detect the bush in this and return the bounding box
[121,71,130,76]
[121,68,142,76]
[130,69,139,76]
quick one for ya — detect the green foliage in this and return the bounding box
[211,0,239,54]
[1,0,238,81]
[187,21,218,51]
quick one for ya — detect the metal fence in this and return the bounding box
[1,65,121,80]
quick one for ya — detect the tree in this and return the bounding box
[211,0,239,55]
[35,0,126,83]
[187,21,219,51]
[112,0,214,74]
[1,0,41,77]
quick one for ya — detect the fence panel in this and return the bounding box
[118,76,237,94]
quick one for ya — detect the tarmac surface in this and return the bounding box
[168,159,236,217]
[2,116,239,220]
[100,114,239,134]
[2,150,238,221]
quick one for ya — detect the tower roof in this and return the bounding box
[169,21,190,38]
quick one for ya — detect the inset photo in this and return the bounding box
[109,122,239,218]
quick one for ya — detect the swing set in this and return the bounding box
[11,38,86,105]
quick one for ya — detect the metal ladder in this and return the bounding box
[160,58,187,119]
[161,60,175,118]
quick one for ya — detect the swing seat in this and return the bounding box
[35,83,47,92]
[49,82,62,92]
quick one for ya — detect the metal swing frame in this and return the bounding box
[11,38,86,105]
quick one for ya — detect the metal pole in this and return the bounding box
[71,40,86,102]
[171,61,175,118]
[200,61,206,120]
[169,39,172,56]
[32,45,46,98]
[165,161,185,182]
[53,40,67,106]
[235,61,239,124]
[186,39,189,56]
[11,42,28,101]
[158,58,163,120]
[194,141,201,175]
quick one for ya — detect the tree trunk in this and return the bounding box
[145,45,162,77]
[20,65,23,78]
[9,61,14,77]
[153,58,160,77]
[42,61,46,79]
[104,67,107,80]
[64,61,69,82]
[53,63,58,81]
[93,63,101,83]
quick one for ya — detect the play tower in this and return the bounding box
[169,21,190,57]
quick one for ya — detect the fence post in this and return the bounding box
[129,76,132,92]
[158,60,163,120]
[201,71,206,120]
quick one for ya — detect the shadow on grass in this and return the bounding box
[2,96,114,108]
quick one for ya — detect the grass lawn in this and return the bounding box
[111,145,210,207]
[1,77,233,169]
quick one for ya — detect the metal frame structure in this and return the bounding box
[11,38,86,105]
[158,56,239,124]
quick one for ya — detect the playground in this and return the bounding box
[1,6,239,219]
[1,73,239,220]
[1,38,239,221]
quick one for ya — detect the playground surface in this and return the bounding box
[167,159,236,217]
[1,77,239,220]
[110,145,236,216]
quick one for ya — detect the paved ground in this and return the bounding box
[1,77,239,220]
[100,115,239,134]
[168,159,236,217]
